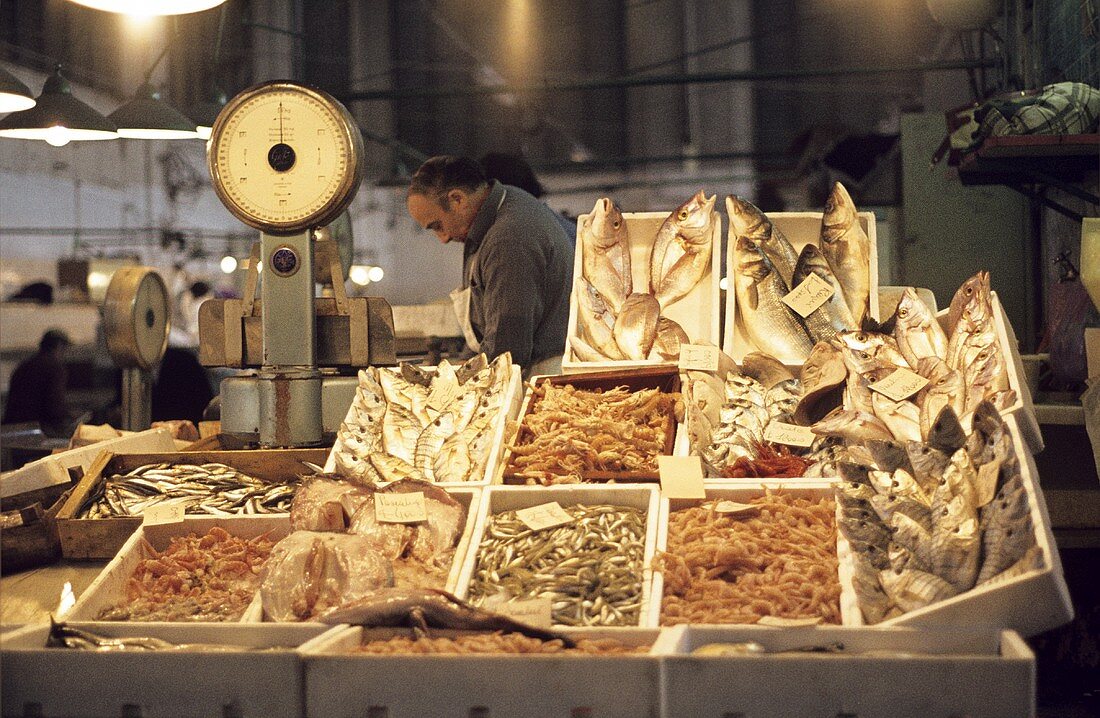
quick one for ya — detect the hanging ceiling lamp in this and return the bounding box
[0,66,117,146]
[109,82,198,139]
[65,0,228,16]
[0,67,37,113]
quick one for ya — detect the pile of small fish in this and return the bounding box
[330,353,512,484]
[728,182,870,363]
[573,192,715,362]
[46,619,278,652]
[76,463,296,518]
[467,504,648,627]
[684,353,839,478]
[835,400,1043,623]
[350,631,646,655]
[805,272,1015,447]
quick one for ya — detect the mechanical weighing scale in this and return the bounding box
[198,81,396,447]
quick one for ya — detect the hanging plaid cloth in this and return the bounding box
[976,82,1100,138]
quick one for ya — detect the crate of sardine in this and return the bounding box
[55,448,328,560]
[256,479,481,622]
[650,482,861,628]
[66,515,290,623]
[502,366,682,484]
[455,485,661,628]
[655,624,1035,718]
[562,192,723,373]
[1,621,331,718]
[723,183,880,366]
[323,352,522,486]
[300,625,660,718]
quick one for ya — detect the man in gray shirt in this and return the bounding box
[406,155,574,376]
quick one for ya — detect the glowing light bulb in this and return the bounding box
[349,265,370,286]
[367,266,384,282]
[220,256,238,274]
[44,125,70,147]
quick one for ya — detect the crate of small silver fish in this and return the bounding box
[1,620,329,718]
[55,448,327,559]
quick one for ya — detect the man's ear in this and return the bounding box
[447,188,466,207]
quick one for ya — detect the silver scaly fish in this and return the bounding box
[579,197,633,312]
[613,292,661,359]
[650,191,716,307]
[576,280,626,360]
[819,182,871,325]
[734,236,814,362]
[726,195,799,286]
[791,243,857,344]
[893,287,948,367]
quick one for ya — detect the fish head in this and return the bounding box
[895,287,935,330]
[586,197,626,248]
[928,405,966,453]
[671,191,716,238]
[735,237,771,281]
[725,195,769,239]
[821,182,857,242]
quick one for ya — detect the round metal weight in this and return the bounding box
[103,267,170,370]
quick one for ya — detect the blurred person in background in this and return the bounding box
[3,329,75,436]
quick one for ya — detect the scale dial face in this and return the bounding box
[207,82,364,234]
[103,267,170,371]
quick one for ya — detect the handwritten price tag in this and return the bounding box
[516,502,575,531]
[375,492,428,524]
[483,596,553,628]
[757,616,824,627]
[713,500,760,517]
[659,456,707,499]
[763,421,817,448]
[143,502,185,526]
[679,344,721,372]
[869,367,929,401]
[782,273,835,318]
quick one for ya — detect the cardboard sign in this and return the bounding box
[782,273,835,318]
[483,596,553,628]
[143,503,185,526]
[659,456,706,499]
[869,367,929,401]
[515,502,575,531]
[375,492,428,524]
[679,344,721,372]
[757,615,824,627]
[713,500,760,517]
[763,421,817,448]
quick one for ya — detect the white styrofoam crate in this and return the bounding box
[563,209,723,373]
[724,210,880,365]
[323,365,523,487]
[875,413,1071,637]
[66,516,290,623]
[1,621,333,718]
[655,624,1035,718]
[651,482,860,628]
[455,485,661,627]
[300,626,660,718]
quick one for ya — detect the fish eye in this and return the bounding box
[965,287,973,295]
[898,308,908,317]
[678,210,689,220]
[612,220,621,228]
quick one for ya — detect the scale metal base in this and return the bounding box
[219,374,357,447]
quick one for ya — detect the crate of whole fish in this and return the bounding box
[300,626,660,718]
[723,183,880,366]
[649,482,862,628]
[323,353,522,485]
[55,448,328,559]
[502,366,682,484]
[1,621,331,718]
[562,192,723,372]
[455,485,661,628]
[258,476,481,622]
[66,515,290,622]
[655,624,1035,718]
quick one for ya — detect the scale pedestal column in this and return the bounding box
[120,367,152,431]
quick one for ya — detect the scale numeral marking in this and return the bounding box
[239,177,248,183]
[317,176,326,182]
[279,199,288,207]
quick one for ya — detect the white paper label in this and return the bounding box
[143,503,185,526]
[869,367,929,401]
[757,615,823,627]
[763,421,817,448]
[679,344,721,372]
[483,596,553,628]
[375,492,428,524]
[515,502,575,531]
[782,273,835,318]
[659,456,706,499]
[713,500,760,517]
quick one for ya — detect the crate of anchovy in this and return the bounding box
[66,515,290,623]
[55,448,327,559]
[502,366,682,485]
[322,353,523,486]
[455,485,660,629]
[562,192,723,374]
[1,621,331,718]
[650,482,861,629]
[655,624,1035,718]
[300,626,660,718]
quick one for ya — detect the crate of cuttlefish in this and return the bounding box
[562,192,722,373]
[724,182,879,367]
[66,516,290,623]
[254,475,480,623]
[323,353,521,486]
[501,366,682,485]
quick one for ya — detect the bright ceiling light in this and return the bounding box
[349,265,371,286]
[65,0,229,16]
[0,66,118,143]
[220,256,237,274]
[109,83,198,140]
[367,266,384,283]
[0,67,36,113]
[43,126,71,147]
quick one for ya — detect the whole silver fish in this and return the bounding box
[834,331,911,373]
[812,408,895,442]
[893,287,948,367]
[795,341,847,425]
[726,195,799,286]
[946,271,990,337]
[653,316,690,359]
[613,292,661,359]
[733,236,814,361]
[819,182,871,325]
[650,191,716,307]
[579,197,632,312]
[576,280,626,360]
[871,393,922,443]
[791,243,857,344]
[976,472,1038,584]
